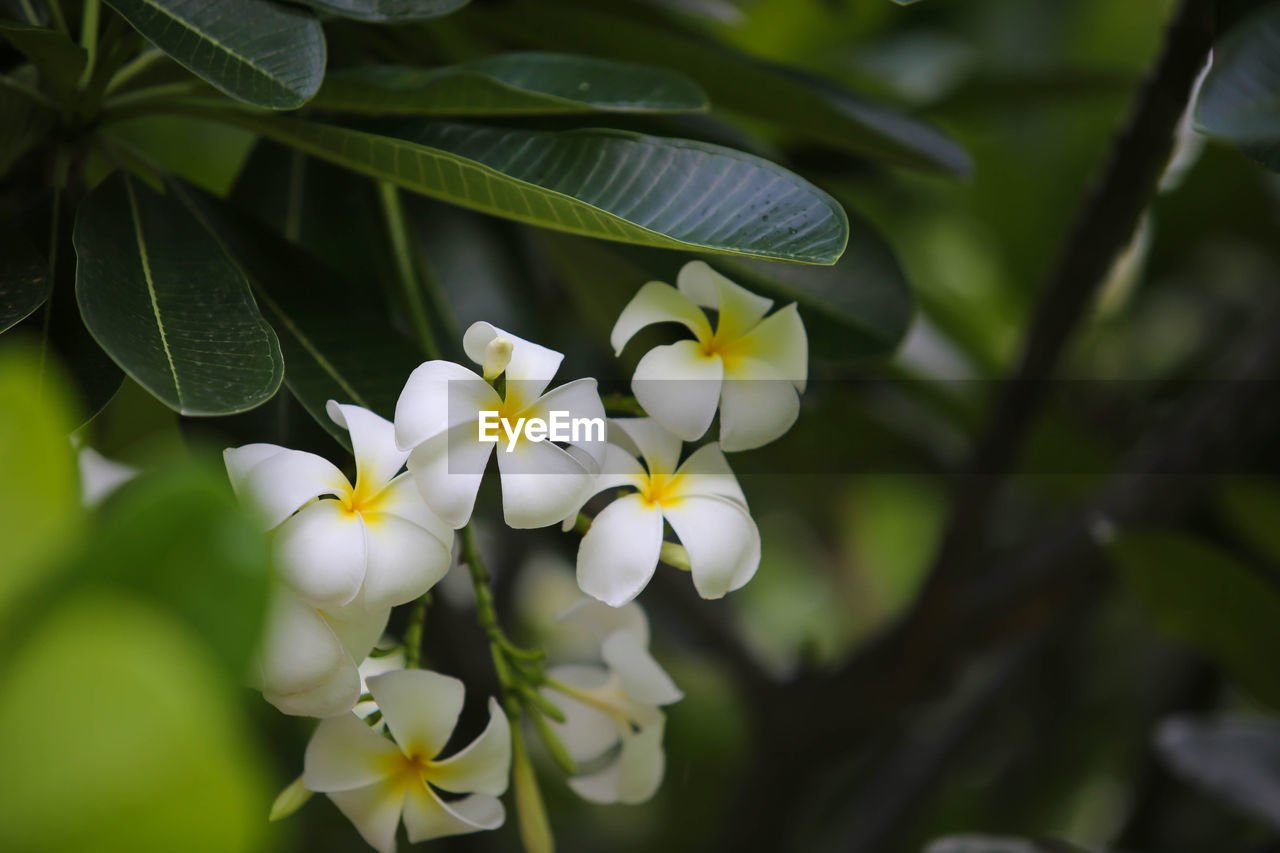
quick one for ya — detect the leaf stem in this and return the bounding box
[77,0,101,90]
[0,74,57,110]
[377,181,441,360]
[104,48,163,95]
[601,391,646,416]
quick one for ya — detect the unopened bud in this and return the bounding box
[483,337,514,381]
[660,541,691,572]
[268,774,313,822]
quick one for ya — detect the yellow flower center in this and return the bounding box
[639,471,685,508]
[698,330,746,371]
[337,469,386,517]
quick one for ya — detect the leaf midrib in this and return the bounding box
[123,174,183,407]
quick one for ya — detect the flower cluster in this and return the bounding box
[224,262,806,850]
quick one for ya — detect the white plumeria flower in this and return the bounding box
[542,598,681,805]
[612,260,807,452]
[254,582,389,718]
[224,401,454,613]
[76,444,138,506]
[575,418,761,606]
[394,322,606,530]
[304,670,512,853]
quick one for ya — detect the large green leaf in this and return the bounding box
[210,113,849,264]
[0,20,85,102]
[534,205,911,360]
[312,52,707,116]
[1109,531,1280,709]
[1216,477,1280,565]
[102,113,257,196]
[1194,2,1280,171]
[1156,715,1280,832]
[472,2,971,176]
[173,183,423,445]
[103,0,326,109]
[73,172,284,415]
[0,230,51,333]
[298,0,467,22]
[0,75,54,177]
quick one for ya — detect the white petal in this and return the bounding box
[542,665,620,762]
[428,697,512,796]
[576,494,664,607]
[717,357,801,452]
[394,360,499,451]
[601,629,682,706]
[663,494,761,599]
[631,341,723,443]
[324,597,392,662]
[374,473,455,546]
[305,713,402,792]
[610,280,712,355]
[521,378,608,471]
[368,669,465,760]
[674,442,747,506]
[257,586,360,718]
[463,322,563,402]
[676,260,772,340]
[327,402,408,495]
[403,784,504,842]
[609,418,685,476]
[561,443,647,532]
[560,597,650,647]
[361,512,453,610]
[496,438,594,529]
[224,445,348,529]
[732,303,808,391]
[78,446,138,506]
[327,777,407,853]
[616,717,667,804]
[405,422,495,529]
[274,500,369,610]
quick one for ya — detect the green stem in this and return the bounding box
[601,391,646,416]
[77,0,101,90]
[104,48,163,95]
[17,0,39,25]
[377,181,441,360]
[543,677,634,727]
[403,593,428,669]
[0,75,57,110]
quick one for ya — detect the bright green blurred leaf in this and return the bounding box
[173,182,423,445]
[0,20,85,103]
[0,229,51,333]
[88,460,272,677]
[73,171,284,415]
[0,591,269,853]
[1109,531,1280,709]
[103,114,257,197]
[0,348,80,621]
[214,113,849,264]
[313,52,707,116]
[103,0,326,109]
[298,0,467,22]
[1194,2,1280,171]
[475,2,971,175]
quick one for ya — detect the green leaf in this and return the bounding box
[0,348,81,624]
[0,591,269,853]
[172,183,423,445]
[0,76,55,177]
[73,172,284,415]
[534,205,910,359]
[0,229,51,333]
[297,0,468,22]
[1109,531,1280,709]
[102,113,257,196]
[0,20,86,102]
[212,113,850,264]
[1194,3,1280,171]
[89,460,272,677]
[1156,715,1280,832]
[473,3,971,175]
[312,52,707,116]
[1217,477,1280,565]
[102,0,326,109]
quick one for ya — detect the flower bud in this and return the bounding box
[483,337,514,381]
[268,774,312,822]
[512,725,555,853]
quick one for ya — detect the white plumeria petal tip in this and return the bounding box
[601,629,683,706]
[367,669,465,760]
[576,494,665,607]
[610,280,712,355]
[428,697,512,797]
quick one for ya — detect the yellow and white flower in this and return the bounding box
[225,401,454,613]
[574,418,760,606]
[394,322,606,530]
[542,599,681,804]
[612,260,807,452]
[304,670,512,853]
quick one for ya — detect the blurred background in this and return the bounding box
[6,0,1280,851]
